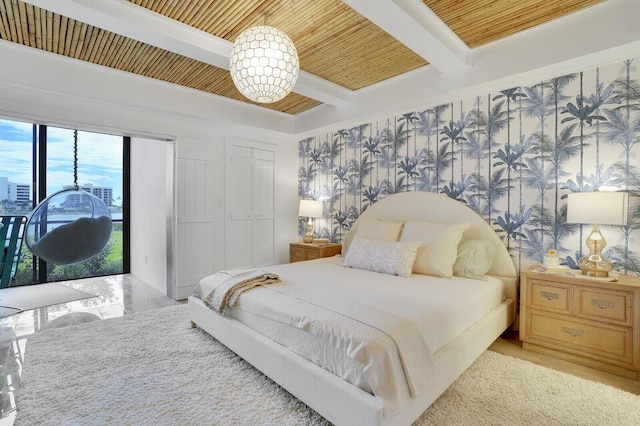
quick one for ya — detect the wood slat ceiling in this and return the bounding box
[0,0,604,115]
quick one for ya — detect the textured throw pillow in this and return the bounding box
[343,238,419,277]
[453,239,498,279]
[354,219,404,242]
[400,221,470,277]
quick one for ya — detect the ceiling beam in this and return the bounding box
[342,0,471,73]
[21,0,352,108]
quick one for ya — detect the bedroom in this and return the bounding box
[1,0,639,424]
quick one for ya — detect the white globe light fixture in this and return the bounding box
[229,26,299,103]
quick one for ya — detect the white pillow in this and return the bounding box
[354,219,404,242]
[453,239,498,279]
[400,221,470,277]
[343,238,419,277]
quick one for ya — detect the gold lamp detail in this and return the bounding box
[298,199,323,243]
[566,190,629,277]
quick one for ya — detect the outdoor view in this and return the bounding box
[0,118,125,286]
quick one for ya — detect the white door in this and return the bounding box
[225,140,275,269]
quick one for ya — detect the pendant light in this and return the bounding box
[229,25,299,103]
[25,130,112,265]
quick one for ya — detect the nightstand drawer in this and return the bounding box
[290,248,306,262]
[520,271,640,380]
[577,288,632,325]
[528,280,570,313]
[527,311,633,364]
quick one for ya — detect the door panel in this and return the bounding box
[225,140,275,270]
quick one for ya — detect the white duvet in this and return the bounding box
[197,256,505,413]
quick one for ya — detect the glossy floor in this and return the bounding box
[0,275,181,424]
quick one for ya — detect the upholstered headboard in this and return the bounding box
[349,192,517,280]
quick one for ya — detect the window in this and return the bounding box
[0,118,129,286]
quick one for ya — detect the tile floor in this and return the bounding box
[0,274,181,424]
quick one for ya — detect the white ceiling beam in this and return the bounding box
[21,0,352,108]
[22,0,232,69]
[296,72,352,108]
[342,0,471,73]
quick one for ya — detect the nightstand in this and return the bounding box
[289,242,342,263]
[519,270,640,380]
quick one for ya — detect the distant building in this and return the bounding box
[0,177,31,203]
[63,183,113,207]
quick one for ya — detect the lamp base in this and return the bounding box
[577,224,614,277]
[303,223,315,243]
[578,255,613,277]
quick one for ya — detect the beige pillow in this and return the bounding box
[355,219,404,242]
[400,221,470,277]
[341,227,357,256]
[343,238,419,277]
[453,239,498,279]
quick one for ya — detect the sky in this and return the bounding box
[0,118,123,204]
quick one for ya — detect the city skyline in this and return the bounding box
[0,119,124,205]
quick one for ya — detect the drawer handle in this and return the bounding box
[561,326,585,337]
[541,291,559,300]
[591,299,613,310]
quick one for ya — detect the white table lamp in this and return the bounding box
[298,200,323,243]
[566,190,629,277]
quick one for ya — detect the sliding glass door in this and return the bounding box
[0,118,129,286]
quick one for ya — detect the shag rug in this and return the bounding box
[0,283,96,318]
[16,304,640,425]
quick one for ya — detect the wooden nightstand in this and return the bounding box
[289,242,342,263]
[520,270,640,380]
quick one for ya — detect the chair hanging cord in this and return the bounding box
[73,129,79,190]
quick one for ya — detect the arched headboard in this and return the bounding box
[349,192,517,280]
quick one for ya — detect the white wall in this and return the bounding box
[130,138,171,295]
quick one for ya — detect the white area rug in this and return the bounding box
[16,304,640,425]
[0,283,96,318]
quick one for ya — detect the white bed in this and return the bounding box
[189,192,517,425]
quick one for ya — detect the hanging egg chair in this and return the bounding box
[25,130,112,265]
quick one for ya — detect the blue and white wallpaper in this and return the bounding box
[298,57,640,275]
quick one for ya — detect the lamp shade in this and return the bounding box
[566,191,629,225]
[298,200,323,218]
[229,26,299,103]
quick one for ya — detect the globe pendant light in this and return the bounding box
[229,25,299,103]
[26,130,112,265]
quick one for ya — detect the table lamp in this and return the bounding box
[566,190,629,277]
[298,199,323,243]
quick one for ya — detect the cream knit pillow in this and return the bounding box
[400,221,469,277]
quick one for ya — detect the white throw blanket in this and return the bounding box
[202,270,280,313]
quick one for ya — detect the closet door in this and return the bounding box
[252,148,275,266]
[225,140,275,269]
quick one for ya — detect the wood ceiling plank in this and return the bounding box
[8,0,21,44]
[424,0,604,47]
[0,1,9,41]
[33,3,43,48]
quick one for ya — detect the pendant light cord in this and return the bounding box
[73,129,79,190]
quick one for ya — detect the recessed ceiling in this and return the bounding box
[0,0,604,115]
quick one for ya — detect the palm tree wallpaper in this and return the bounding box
[298,57,640,275]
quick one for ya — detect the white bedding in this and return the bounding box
[197,255,505,413]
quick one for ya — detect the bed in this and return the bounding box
[189,191,517,425]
